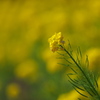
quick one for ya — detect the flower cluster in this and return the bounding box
[48,32,65,52]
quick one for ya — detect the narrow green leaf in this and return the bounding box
[74,87,88,98]
[68,79,84,91]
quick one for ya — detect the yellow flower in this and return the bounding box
[57,90,80,100]
[6,83,20,98]
[48,32,65,52]
[85,48,100,71]
[57,90,88,100]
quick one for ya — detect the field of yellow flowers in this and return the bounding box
[0,0,100,100]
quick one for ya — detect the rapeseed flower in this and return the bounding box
[48,32,65,52]
[6,83,20,98]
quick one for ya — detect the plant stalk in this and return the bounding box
[60,45,100,99]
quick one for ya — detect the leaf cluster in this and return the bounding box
[57,43,100,100]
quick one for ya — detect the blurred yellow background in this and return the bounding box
[0,0,100,100]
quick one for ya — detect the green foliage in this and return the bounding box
[58,44,100,100]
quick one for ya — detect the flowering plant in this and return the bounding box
[48,32,100,100]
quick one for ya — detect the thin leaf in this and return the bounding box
[57,63,69,67]
[74,87,88,98]
[85,55,89,68]
[68,79,84,91]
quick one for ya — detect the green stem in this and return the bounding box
[60,45,100,99]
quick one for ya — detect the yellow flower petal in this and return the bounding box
[48,32,65,52]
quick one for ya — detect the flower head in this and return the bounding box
[48,32,65,52]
